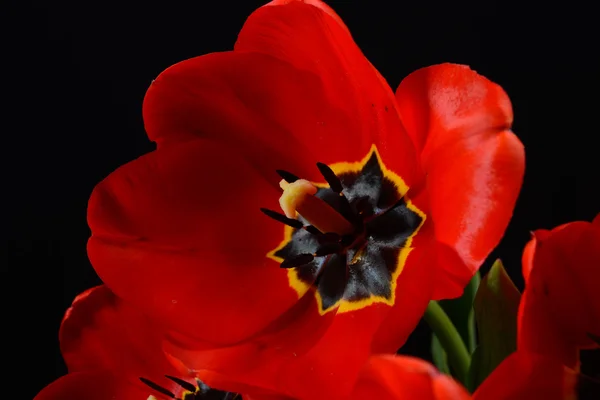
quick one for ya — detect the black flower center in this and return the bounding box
[140,376,240,400]
[263,147,425,314]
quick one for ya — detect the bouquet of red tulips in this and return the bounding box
[36,1,599,399]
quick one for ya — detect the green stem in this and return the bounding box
[424,300,471,384]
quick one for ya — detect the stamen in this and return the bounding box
[279,179,355,235]
[317,232,341,245]
[165,376,196,393]
[304,225,322,235]
[316,162,362,227]
[139,378,176,399]
[316,162,344,193]
[315,243,343,257]
[260,208,304,229]
[281,253,314,269]
[276,169,300,183]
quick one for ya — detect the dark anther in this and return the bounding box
[276,169,300,183]
[340,234,355,247]
[260,208,303,229]
[165,375,197,393]
[354,197,373,217]
[304,225,322,235]
[317,232,341,245]
[139,377,176,398]
[315,243,343,257]
[338,194,361,227]
[281,253,314,269]
[316,162,344,193]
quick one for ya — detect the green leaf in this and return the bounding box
[466,345,483,392]
[424,301,470,384]
[439,272,481,353]
[467,259,521,392]
[431,334,451,374]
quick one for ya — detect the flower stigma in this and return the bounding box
[278,178,355,235]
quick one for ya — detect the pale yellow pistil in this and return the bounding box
[279,179,355,235]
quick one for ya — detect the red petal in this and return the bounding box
[233,0,421,185]
[472,352,579,400]
[59,285,186,392]
[144,51,353,182]
[517,280,579,369]
[395,64,524,299]
[88,139,300,345]
[165,302,390,400]
[518,220,600,366]
[34,371,147,400]
[350,355,470,400]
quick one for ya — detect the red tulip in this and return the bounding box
[518,214,600,369]
[86,0,524,398]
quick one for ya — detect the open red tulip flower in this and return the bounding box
[518,213,600,370]
[34,285,243,400]
[84,0,524,398]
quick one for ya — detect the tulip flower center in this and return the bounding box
[263,146,426,315]
[141,375,238,400]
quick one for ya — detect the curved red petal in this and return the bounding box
[472,352,580,400]
[371,219,438,352]
[34,371,146,400]
[234,0,421,185]
[144,51,360,182]
[166,302,390,400]
[395,64,524,299]
[88,138,299,345]
[517,282,579,369]
[520,220,600,360]
[59,285,185,392]
[350,355,470,400]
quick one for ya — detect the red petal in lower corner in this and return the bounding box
[520,220,600,361]
[395,64,524,299]
[88,139,301,346]
[234,0,421,186]
[59,285,189,393]
[350,355,470,400]
[34,371,147,400]
[165,301,390,400]
[517,283,579,370]
[472,352,581,400]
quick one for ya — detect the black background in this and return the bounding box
[6,1,598,398]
